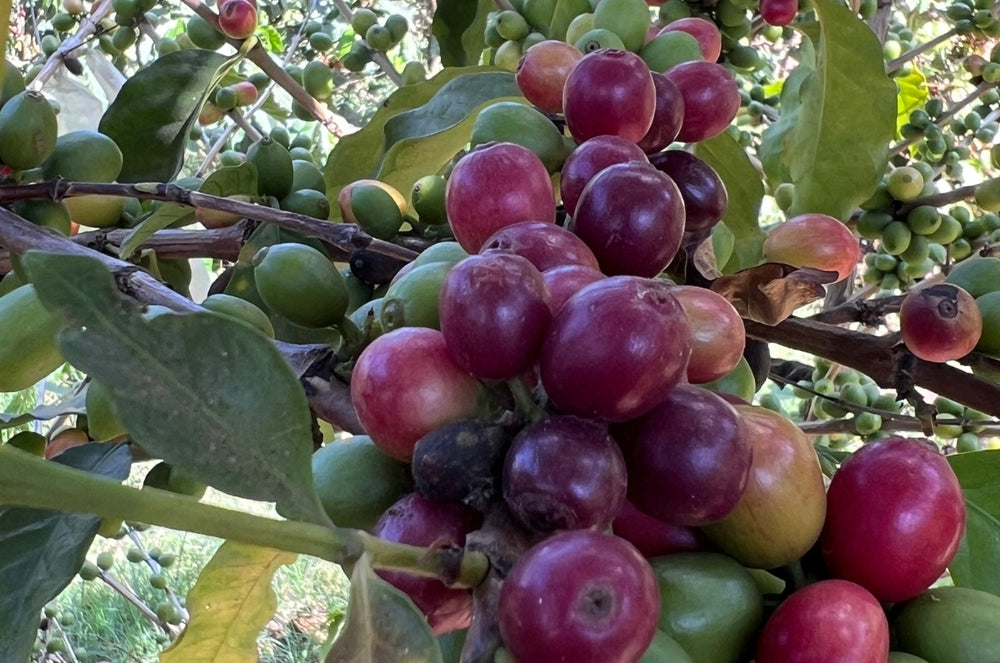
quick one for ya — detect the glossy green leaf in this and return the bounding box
[0,443,130,663]
[382,72,520,150]
[98,50,234,183]
[256,24,284,53]
[948,450,1000,597]
[325,554,444,663]
[22,251,329,525]
[695,133,766,273]
[895,67,929,135]
[160,542,295,663]
[431,0,492,67]
[759,64,813,186]
[120,204,195,260]
[324,68,517,203]
[778,0,896,220]
[379,92,524,201]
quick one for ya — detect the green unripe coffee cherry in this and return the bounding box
[252,243,349,328]
[566,13,595,45]
[341,180,407,240]
[574,28,626,53]
[593,0,651,52]
[112,25,137,51]
[872,252,898,272]
[157,37,180,55]
[900,234,930,264]
[126,547,144,563]
[926,214,963,244]
[280,188,330,219]
[385,14,408,43]
[303,20,323,36]
[351,9,378,36]
[46,638,66,654]
[401,60,427,85]
[773,183,795,211]
[186,14,226,50]
[494,40,523,71]
[0,91,58,170]
[158,553,177,568]
[484,16,505,49]
[6,430,47,455]
[858,211,893,239]
[291,159,326,193]
[156,602,179,623]
[411,175,448,225]
[201,293,275,338]
[341,41,372,72]
[365,25,394,51]
[641,31,703,73]
[308,31,334,52]
[96,551,115,571]
[906,205,942,235]
[975,177,1000,212]
[213,85,237,111]
[496,10,530,41]
[886,166,924,201]
[79,561,101,581]
[247,136,293,199]
[302,60,334,100]
[149,572,168,590]
[881,220,912,255]
[854,411,883,435]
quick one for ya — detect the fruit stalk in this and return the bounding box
[0,180,419,262]
[179,0,356,135]
[328,0,405,86]
[744,316,1000,416]
[890,81,995,157]
[26,0,113,92]
[0,446,490,587]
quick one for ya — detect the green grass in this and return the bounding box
[43,476,350,663]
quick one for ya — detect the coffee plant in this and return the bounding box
[3,0,1000,661]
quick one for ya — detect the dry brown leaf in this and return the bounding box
[710,263,838,325]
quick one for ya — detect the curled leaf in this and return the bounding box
[710,263,837,325]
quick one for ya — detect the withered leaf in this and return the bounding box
[710,263,838,325]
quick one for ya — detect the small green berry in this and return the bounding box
[96,551,115,571]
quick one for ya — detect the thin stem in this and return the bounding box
[897,183,978,214]
[178,0,355,135]
[0,180,419,263]
[98,569,172,632]
[890,81,995,157]
[0,446,490,587]
[507,377,547,424]
[886,28,957,73]
[330,0,405,86]
[27,0,114,92]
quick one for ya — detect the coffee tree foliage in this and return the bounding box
[2,0,1000,661]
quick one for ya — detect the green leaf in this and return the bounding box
[378,91,524,200]
[199,162,259,198]
[256,24,284,53]
[895,67,929,135]
[120,205,196,260]
[759,65,813,186]
[0,443,131,663]
[21,251,329,525]
[98,50,236,183]
[791,0,895,219]
[695,133,766,273]
[324,69,517,203]
[160,542,295,663]
[761,0,896,220]
[948,450,1000,597]
[325,555,444,663]
[431,0,492,67]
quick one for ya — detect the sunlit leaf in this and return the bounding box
[771,0,896,220]
[160,542,295,663]
[695,132,766,273]
[99,50,238,183]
